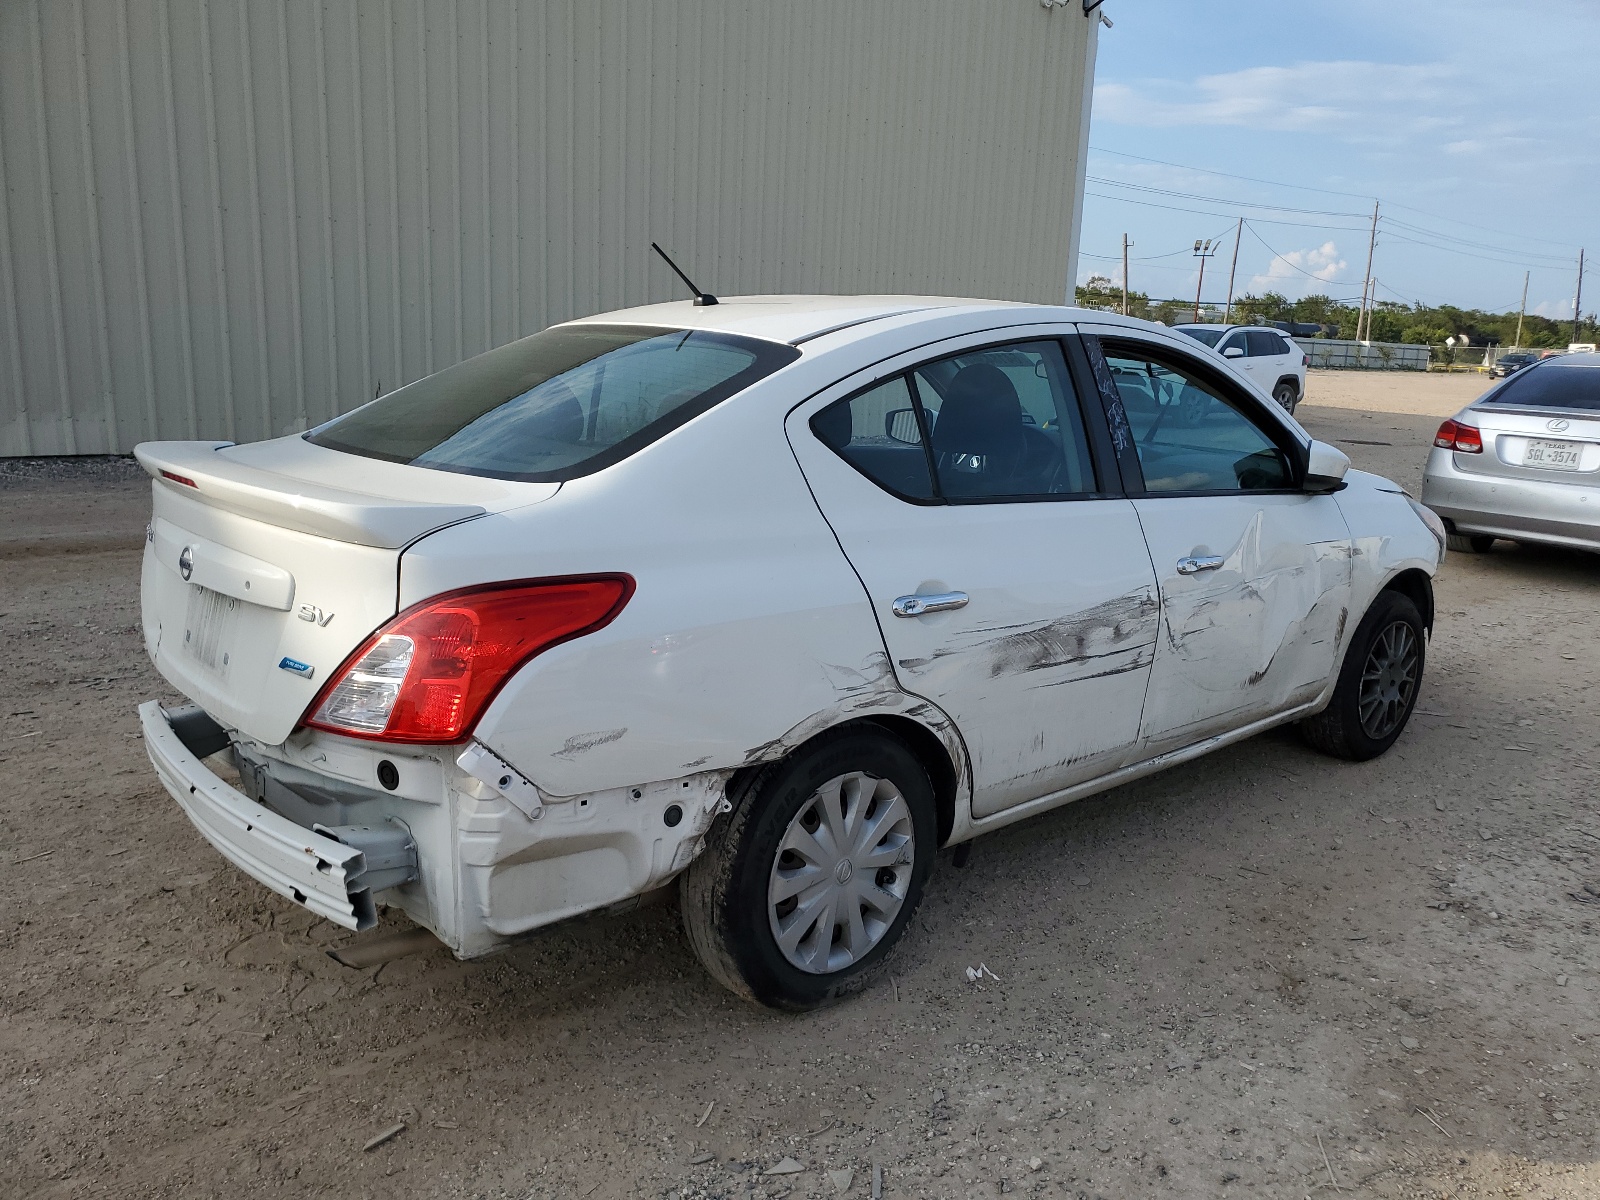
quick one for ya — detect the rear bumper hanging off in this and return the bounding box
[139,700,416,930]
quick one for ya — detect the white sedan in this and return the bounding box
[136,296,1443,1009]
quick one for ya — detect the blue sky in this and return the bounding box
[1081,0,1599,319]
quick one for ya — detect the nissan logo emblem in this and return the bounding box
[178,546,194,581]
[1548,418,1572,433]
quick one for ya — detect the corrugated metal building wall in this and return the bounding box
[0,0,1098,456]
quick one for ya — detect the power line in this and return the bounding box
[1087,144,1583,255]
[1382,217,1573,266]
[1379,231,1569,272]
[1089,145,1378,203]
[1084,175,1367,220]
[1082,191,1367,232]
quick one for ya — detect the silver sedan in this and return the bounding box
[1422,352,1600,554]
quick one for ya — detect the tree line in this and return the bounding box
[1074,275,1597,357]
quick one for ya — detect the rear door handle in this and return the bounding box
[892,591,969,617]
[1176,555,1225,575]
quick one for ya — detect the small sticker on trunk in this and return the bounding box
[278,657,315,679]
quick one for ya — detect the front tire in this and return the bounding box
[1301,590,1426,761]
[679,727,937,1010]
[1273,381,1300,414]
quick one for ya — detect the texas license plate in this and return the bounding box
[1522,439,1582,470]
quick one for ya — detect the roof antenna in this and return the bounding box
[651,242,718,306]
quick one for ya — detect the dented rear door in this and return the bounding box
[786,329,1161,819]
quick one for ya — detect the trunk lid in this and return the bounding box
[137,437,557,744]
[1456,405,1600,483]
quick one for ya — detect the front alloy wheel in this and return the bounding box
[1357,620,1420,739]
[1301,589,1426,761]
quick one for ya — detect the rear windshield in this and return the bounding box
[1177,327,1225,348]
[1487,355,1600,410]
[307,324,799,481]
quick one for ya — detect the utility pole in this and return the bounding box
[1515,270,1529,352]
[1575,249,1586,345]
[1121,233,1130,316]
[1192,239,1216,323]
[1224,217,1243,323]
[1357,200,1379,342]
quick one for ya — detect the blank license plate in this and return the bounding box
[1523,439,1582,470]
[183,585,240,670]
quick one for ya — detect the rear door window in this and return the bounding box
[1247,331,1289,357]
[811,340,1100,502]
[810,376,935,500]
[913,342,1097,499]
[307,324,799,481]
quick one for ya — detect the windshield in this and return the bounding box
[1486,355,1600,411]
[1177,327,1225,348]
[307,325,799,481]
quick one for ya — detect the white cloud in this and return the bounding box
[1532,299,1575,320]
[1247,241,1350,297]
[1095,61,1459,137]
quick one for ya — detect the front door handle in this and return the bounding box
[892,591,969,618]
[1176,555,1226,575]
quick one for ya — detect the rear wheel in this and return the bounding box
[1273,381,1300,414]
[1301,590,1426,761]
[1446,531,1495,553]
[679,727,937,1010]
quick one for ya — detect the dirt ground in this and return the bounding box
[2,369,1597,1200]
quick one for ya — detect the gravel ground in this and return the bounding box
[1,370,1597,1199]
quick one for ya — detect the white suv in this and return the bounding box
[1173,324,1308,413]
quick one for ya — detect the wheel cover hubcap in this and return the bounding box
[1358,620,1419,739]
[767,771,915,975]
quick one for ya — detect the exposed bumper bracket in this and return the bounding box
[141,700,401,931]
[313,820,419,896]
[456,739,543,819]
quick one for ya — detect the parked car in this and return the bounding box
[1421,352,1600,554]
[1171,323,1309,413]
[136,297,1442,1010]
[1489,352,1537,378]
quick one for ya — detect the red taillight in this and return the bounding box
[160,470,198,487]
[1433,419,1483,453]
[304,575,634,743]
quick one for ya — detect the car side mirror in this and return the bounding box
[1222,346,1245,359]
[884,407,921,445]
[1303,439,1350,493]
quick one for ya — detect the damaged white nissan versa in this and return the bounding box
[137,296,1444,1009]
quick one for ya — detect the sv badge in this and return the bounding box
[296,604,335,627]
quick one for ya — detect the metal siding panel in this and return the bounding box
[5,0,1093,453]
[197,0,237,440]
[312,0,339,427]
[29,0,76,452]
[0,19,29,455]
[156,0,200,439]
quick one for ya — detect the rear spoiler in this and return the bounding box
[133,441,485,549]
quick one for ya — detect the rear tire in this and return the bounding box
[1446,532,1495,553]
[1273,381,1300,414]
[1301,590,1426,762]
[679,726,937,1011]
